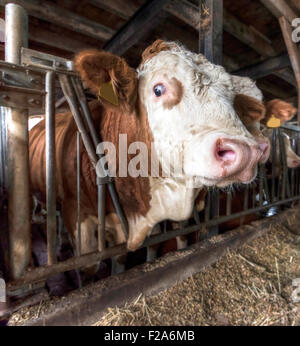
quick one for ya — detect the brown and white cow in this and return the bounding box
[29,40,266,273]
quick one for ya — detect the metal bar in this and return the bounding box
[209,189,219,236]
[204,190,211,223]
[252,182,257,208]
[76,132,81,256]
[262,166,271,203]
[5,3,31,279]
[97,181,106,252]
[58,74,97,165]
[278,129,289,199]
[226,190,232,216]
[271,129,277,202]
[199,0,223,65]
[259,164,264,207]
[281,123,300,132]
[0,108,7,190]
[107,182,129,239]
[7,194,300,291]
[45,71,57,265]
[71,78,100,149]
[243,185,249,211]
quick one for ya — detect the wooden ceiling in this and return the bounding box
[0,0,299,103]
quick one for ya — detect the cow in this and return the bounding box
[262,99,297,126]
[28,40,267,277]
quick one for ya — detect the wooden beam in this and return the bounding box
[104,0,171,55]
[273,68,297,87]
[29,26,95,53]
[260,0,298,23]
[223,55,240,72]
[199,0,223,65]
[88,0,139,20]
[0,0,114,41]
[166,0,200,29]
[256,79,293,99]
[279,16,300,123]
[285,96,297,105]
[223,9,277,57]
[233,54,291,79]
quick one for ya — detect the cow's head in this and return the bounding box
[283,134,300,168]
[264,99,297,125]
[75,40,266,188]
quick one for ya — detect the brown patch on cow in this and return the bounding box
[163,77,184,110]
[264,99,297,125]
[98,99,153,219]
[75,50,138,113]
[141,39,176,65]
[234,94,266,126]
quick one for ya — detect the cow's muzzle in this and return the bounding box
[213,137,264,183]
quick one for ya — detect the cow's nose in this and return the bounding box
[214,138,262,182]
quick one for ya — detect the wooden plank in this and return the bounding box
[279,16,300,123]
[0,0,114,41]
[233,53,291,79]
[104,0,172,55]
[260,0,298,23]
[199,0,223,65]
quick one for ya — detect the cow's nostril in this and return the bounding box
[259,142,269,154]
[216,149,236,162]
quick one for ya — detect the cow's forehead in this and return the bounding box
[138,45,235,98]
[232,75,263,101]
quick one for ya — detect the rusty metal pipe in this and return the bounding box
[76,132,81,256]
[45,70,57,265]
[5,3,31,279]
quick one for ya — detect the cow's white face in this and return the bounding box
[138,44,264,188]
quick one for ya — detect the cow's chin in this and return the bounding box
[191,166,258,188]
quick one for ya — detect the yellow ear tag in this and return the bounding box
[267,114,281,128]
[98,81,119,106]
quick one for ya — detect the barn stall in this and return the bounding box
[0,0,299,326]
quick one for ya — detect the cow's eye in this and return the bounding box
[153,84,166,97]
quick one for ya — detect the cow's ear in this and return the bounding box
[75,50,138,113]
[265,99,297,124]
[234,94,266,125]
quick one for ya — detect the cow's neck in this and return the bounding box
[95,100,153,221]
